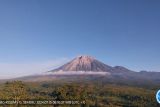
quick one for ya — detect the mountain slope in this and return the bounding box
[50,55,131,73]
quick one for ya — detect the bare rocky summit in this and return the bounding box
[50,55,129,73]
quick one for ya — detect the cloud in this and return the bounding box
[45,71,110,75]
[0,58,69,79]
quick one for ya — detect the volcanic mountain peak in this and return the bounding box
[51,55,113,72]
[73,55,95,64]
[76,55,94,60]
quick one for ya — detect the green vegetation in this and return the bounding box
[0,80,159,107]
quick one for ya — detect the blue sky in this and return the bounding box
[0,0,160,78]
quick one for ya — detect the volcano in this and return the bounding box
[50,55,131,73]
[50,56,112,72]
[10,55,160,84]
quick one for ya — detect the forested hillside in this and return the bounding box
[0,80,159,107]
